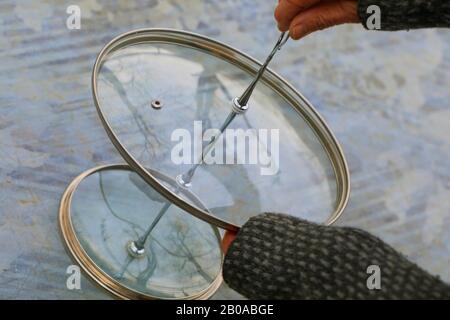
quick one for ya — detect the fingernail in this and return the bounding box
[277,22,288,32]
[290,24,305,39]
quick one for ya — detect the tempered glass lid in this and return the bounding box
[93,29,350,231]
[59,164,223,300]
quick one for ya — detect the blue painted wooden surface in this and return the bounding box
[0,0,448,299]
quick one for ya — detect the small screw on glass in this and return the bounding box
[151,99,163,109]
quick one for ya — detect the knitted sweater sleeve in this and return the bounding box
[358,0,450,30]
[222,213,450,299]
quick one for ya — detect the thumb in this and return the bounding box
[289,0,359,39]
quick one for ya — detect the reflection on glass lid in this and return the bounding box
[70,168,222,299]
[93,30,349,229]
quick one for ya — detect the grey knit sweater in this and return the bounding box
[223,213,450,299]
[358,0,450,30]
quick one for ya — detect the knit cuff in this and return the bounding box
[222,213,450,299]
[358,0,450,31]
[223,213,301,299]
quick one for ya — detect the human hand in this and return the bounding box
[221,230,238,254]
[274,0,359,39]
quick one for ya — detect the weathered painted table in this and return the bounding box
[0,0,448,299]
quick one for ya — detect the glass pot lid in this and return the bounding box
[59,164,223,300]
[92,29,350,231]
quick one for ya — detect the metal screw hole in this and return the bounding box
[151,100,163,109]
